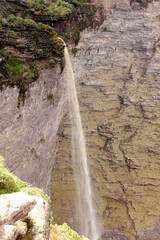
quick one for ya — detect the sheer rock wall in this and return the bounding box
[0,0,103,193]
[51,0,160,239]
[0,65,65,191]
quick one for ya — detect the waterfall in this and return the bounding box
[64,45,100,240]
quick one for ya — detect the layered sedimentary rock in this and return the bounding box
[51,0,160,239]
[0,65,65,190]
[0,0,66,191]
[0,0,160,239]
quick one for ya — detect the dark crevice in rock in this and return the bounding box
[103,136,113,152]
[120,182,140,240]
[96,158,109,181]
[119,130,139,171]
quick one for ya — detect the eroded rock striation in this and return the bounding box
[51,0,160,239]
[0,0,66,191]
[0,65,65,191]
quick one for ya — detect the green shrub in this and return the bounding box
[46,1,73,20]
[8,14,17,22]
[47,92,54,101]
[50,222,89,240]
[37,22,45,30]
[5,56,26,77]
[0,155,28,194]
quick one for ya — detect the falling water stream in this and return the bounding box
[64,44,100,240]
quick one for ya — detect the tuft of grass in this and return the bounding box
[0,155,50,203]
[21,216,35,229]
[72,47,79,55]
[0,53,39,107]
[47,92,54,101]
[46,0,73,20]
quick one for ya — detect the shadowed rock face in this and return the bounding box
[51,0,160,239]
[100,228,130,240]
[0,65,65,191]
[0,0,66,191]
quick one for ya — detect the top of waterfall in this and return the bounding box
[57,37,66,47]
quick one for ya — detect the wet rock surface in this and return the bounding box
[51,0,160,239]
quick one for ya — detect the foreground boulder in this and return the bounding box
[0,192,50,240]
[0,225,18,240]
[28,196,50,240]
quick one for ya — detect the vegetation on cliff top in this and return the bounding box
[0,11,64,106]
[0,0,104,106]
[0,0,104,45]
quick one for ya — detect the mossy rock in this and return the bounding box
[0,13,64,105]
[0,0,104,106]
[0,52,39,106]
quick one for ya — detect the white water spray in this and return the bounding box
[64,45,100,240]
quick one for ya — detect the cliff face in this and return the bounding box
[0,0,66,190]
[1,0,160,239]
[0,0,103,192]
[51,0,160,239]
[0,65,65,190]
